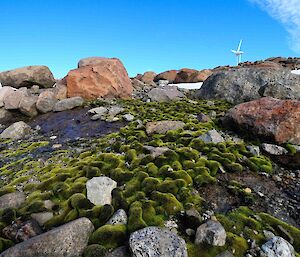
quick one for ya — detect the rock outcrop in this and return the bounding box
[67,57,132,100]
[222,97,300,145]
[0,66,55,88]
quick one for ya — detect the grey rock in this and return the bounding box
[216,251,234,257]
[247,145,260,156]
[261,143,288,155]
[106,246,129,257]
[4,89,26,110]
[107,209,127,225]
[88,106,108,116]
[260,236,295,257]
[198,129,224,144]
[195,220,226,246]
[148,86,185,102]
[129,226,188,257]
[0,108,12,120]
[0,65,55,89]
[0,121,32,139]
[53,97,84,112]
[0,192,25,210]
[195,67,300,104]
[185,208,202,228]
[91,113,105,121]
[123,114,134,122]
[0,86,16,107]
[86,177,117,206]
[31,212,54,226]
[0,218,94,257]
[36,91,57,113]
[146,120,185,135]
[158,80,169,86]
[108,106,125,116]
[197,113,211,123]
[19,95,38,117]
[143,145,170,158]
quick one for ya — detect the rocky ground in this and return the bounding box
[0,57,299,257]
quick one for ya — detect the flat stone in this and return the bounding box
[0,218,94,257]
[198,129,224,144]
[261,143,288,155]
[195,220,226,246]
[86,177,117,206]
[129,226,188,257]
[0,192,25,210]
[88,106,108,115]
[146,120,185,135]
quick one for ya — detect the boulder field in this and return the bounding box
[0,57,299,257]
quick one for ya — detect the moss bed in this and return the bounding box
[0,99,299,256]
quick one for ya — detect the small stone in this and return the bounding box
[263,230,276,240]
[143,145,170,158]
[31,212,54,226]
[261,143,288,155]
[107,209,127,225]
[0,121,32,140]
[86,177,117,206]
[108,106,125,116]
[195,220,226,246]
[247,145,260,156]
[244,188,252,194]
[53,96,84,112]
[88,106,108,115]
[106,246,129,257]
[18,95,38,117]
[52,144,62,149]
[198,129,224,144]
[123,114,134,122]
[185,228,195,237]
[91,113,103,121]
[44,200,55,210]
[0,192,25,210]
[50,136,57,140]
[197,113,211,123]
[146,120,185,135]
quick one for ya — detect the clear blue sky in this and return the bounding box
[0,0,297,78]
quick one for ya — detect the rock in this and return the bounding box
[195,220,226,246]
[3,219,43,243]
[106,246,129,257]
[129,226,188,257]
[36,91,57,113]
[184,208,202,228]
[197,113,211,123]
[67,57,132,100]
[146,120,186,135]
[53,83,68,100]
[261,143,288,155]
[260,236,295,257]
[191,69,213,82]
[18,95,38,117]
[0,66,55,88]
[123,114,134,122]
[246,145,260,156]
[158,80,169,87]
[53,97,84,112]
[143,145,170,158]
[88,107,108,116]
[147,86,185,102]
[108,106,125,116]
[86,177,117,206]
[29,85,40,94]
[140,71,157,84]
[0,87,16,107]
[0,218,94,257]
[30,212,54,226]
[0,121,32,139]
[4,89,27,110]
[154,70,178,83]
[216,251,234,257]
[198,129,224,143]
[222,97,300,145]
[174,68,198,83]
[0,108,12,120]
[0,192,25,210]
[107,209,127,225]
[196,67,300,104]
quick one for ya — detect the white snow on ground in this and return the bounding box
[169,82,203,90]
[291,70,300,75]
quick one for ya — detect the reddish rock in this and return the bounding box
[190,69,213,82]
[140,71,157,84]
[154,70,178,83]
[67,57,132,100]
[222,97,300,145]
[174,68,198,83]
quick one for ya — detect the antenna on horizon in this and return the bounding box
[231,40,244,65]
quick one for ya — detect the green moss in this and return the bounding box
[0,208,16,224]
[0,237,14,253]
[247,156,273,173]
[151,191,183,215]
[89,225,127,249]
[69,193,93,210]
[83,244,107,257]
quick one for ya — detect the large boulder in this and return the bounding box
[195,67,300,104]
[174,68,198,83]
[222,97,300,145]
[0,218,94,257]
[0,121,32,139]
[4,88,27,110]
[67,57,132,100]
[147,86,185,102]
[129,227,188,257]
[0,87,16,107]
[0,66,55,88]
[260,236,295,257]
[154,70,178,83]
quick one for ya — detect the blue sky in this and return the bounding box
[0,0,298,78]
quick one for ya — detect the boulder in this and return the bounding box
[190,69,213,82]
[0,192,25,210]
[86,177,117,206]
[53,97,84,112]
[4,89,27,110]
[0,87,16,107]
[0,121,32,139]
[53,83,68,100]
[147,86,185,102]
[30,212,54,226]
[261,143,288,155]
[260,236,295,257]
[140,71,156,84]
[129,226,188,257]
[195,67,300,104]
[154,70,178,83]
[146,120,186,135]
[222,97,300,145]
[67,57,132,100]
[0,218,94,257]
[18,95,38,117]
[198,129,224,144]
[36,91,57,113]
[107,209,128,225]
[174,68,198,83]
[0,66,55,88]
[195,220,226,246]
